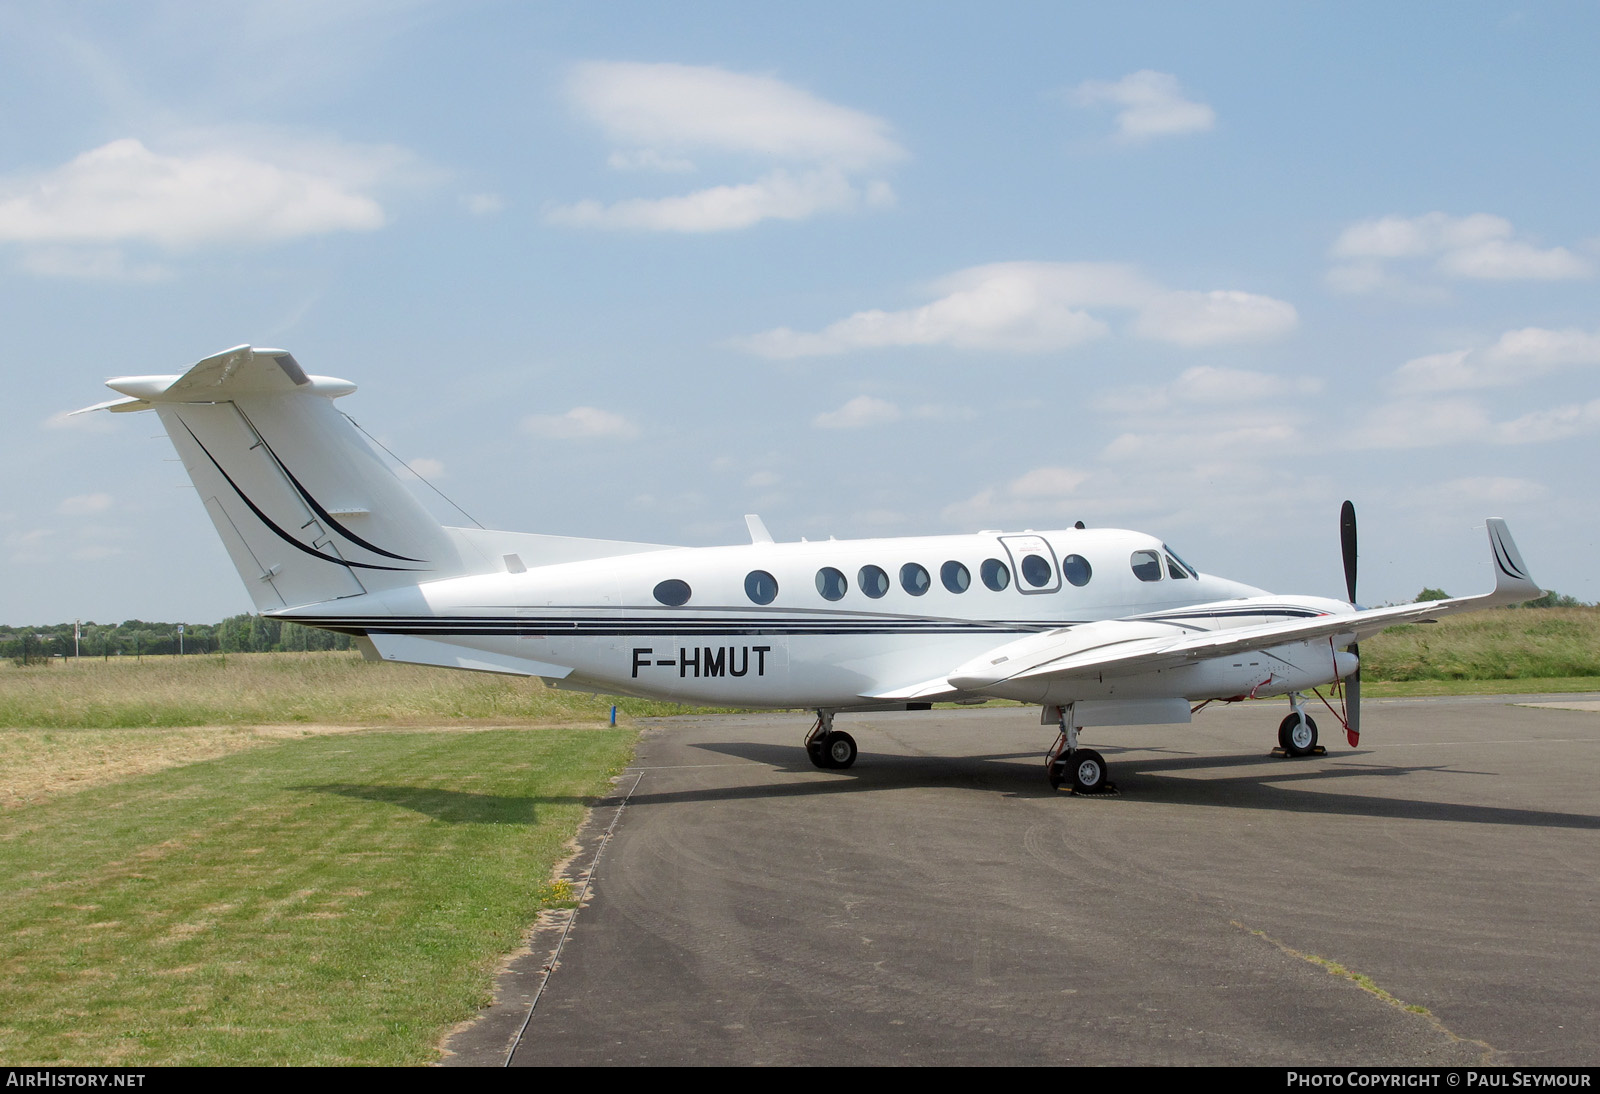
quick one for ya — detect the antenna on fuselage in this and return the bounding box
[745,514,774,545]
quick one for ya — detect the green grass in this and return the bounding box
[1363,677,1600,698]
[0,607,1592,1066]
[0,650,720,729]
[1361,607,1600,682]
[0,725,634,1066]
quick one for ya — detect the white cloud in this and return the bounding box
[0,137,398,251]
[1391,326,1600,393]
[406,458,445,479]
[56,493,112,516]
[1100,419,1301,463]
[942,466,1092,526]
[522,406,640,440]
[1131,290,1298,346]
[1491,398,1600,445]
[551,62,902,233]
[1069,70,1215,142]
[568,61,903,169]
[18,246,169,281]
[1431,476,1549,505]
[1322,259,1451,303]
[1488,325,1600,366]
[1097,366,1321,414]
[1390,350,1474,393]
[1332,212,1509,259]
[737,261,1296,357]
[1436,238,1590,280]
[606,149,695,173]
[812,395,901,429]
[1350,398,1492,449]
[1352,394,1600,448]
[547,167,877,233]
[1008,467,1091,497]
[462,192,504,216]
[1328,212,1591,293]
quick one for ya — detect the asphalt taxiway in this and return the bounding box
[445,695,1600,1066]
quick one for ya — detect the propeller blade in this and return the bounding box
[1341,501,1361,745]
[1346,650,1361,747]
[1340,500,1358,606]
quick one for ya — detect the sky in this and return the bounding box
[3,1,1599,625]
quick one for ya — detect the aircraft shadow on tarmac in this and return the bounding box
[638,740,1600,832]
[291,783,591,824]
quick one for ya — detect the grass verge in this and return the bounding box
[1363,677,1600,698]
[0,725,634,1066]
[1361,607,1600,681]
[0,651,720,730]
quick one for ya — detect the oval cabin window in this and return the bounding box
[745,570,778,605]
[858,565,890,599]
[815,567,848,601]
[653,579,692,606]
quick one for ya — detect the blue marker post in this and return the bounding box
[609,704,617,726]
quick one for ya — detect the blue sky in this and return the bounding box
[4,1,1598,624]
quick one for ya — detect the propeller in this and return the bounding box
[1339,500,1361,746]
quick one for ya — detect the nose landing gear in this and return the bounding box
[1276,693,1325,758]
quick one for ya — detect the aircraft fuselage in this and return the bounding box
[279,526,1354,711]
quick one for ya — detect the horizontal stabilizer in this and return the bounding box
[70,395,151,415]
[103,345,356,405]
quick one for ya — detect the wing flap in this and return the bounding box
[859,676,966,702]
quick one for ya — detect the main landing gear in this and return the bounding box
[805,710,857,770]
[1046,706,1112,794]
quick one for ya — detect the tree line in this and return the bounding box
[2,615,354,663]
[1415,588,1587,608]
[5,588,1588,664]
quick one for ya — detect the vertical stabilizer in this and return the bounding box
[101,346,463,610]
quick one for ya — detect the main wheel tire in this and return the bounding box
[1070,748,1107,793]
[806,738,830,768]
[824,730,858,770]
[1278,713,1319,757]
[1047,751,1068,789]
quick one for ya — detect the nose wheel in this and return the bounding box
[1276,697,1325,758]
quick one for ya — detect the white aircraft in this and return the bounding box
[84,345,1542,792]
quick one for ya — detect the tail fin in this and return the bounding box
[97,345,462,611]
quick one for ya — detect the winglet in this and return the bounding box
[1485,518,1541,604]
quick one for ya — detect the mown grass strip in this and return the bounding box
[1363,676,1600,698]
[0,725,634,1066]
[0,651,724,730]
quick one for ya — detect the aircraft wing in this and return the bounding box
[945,518,1538,694]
